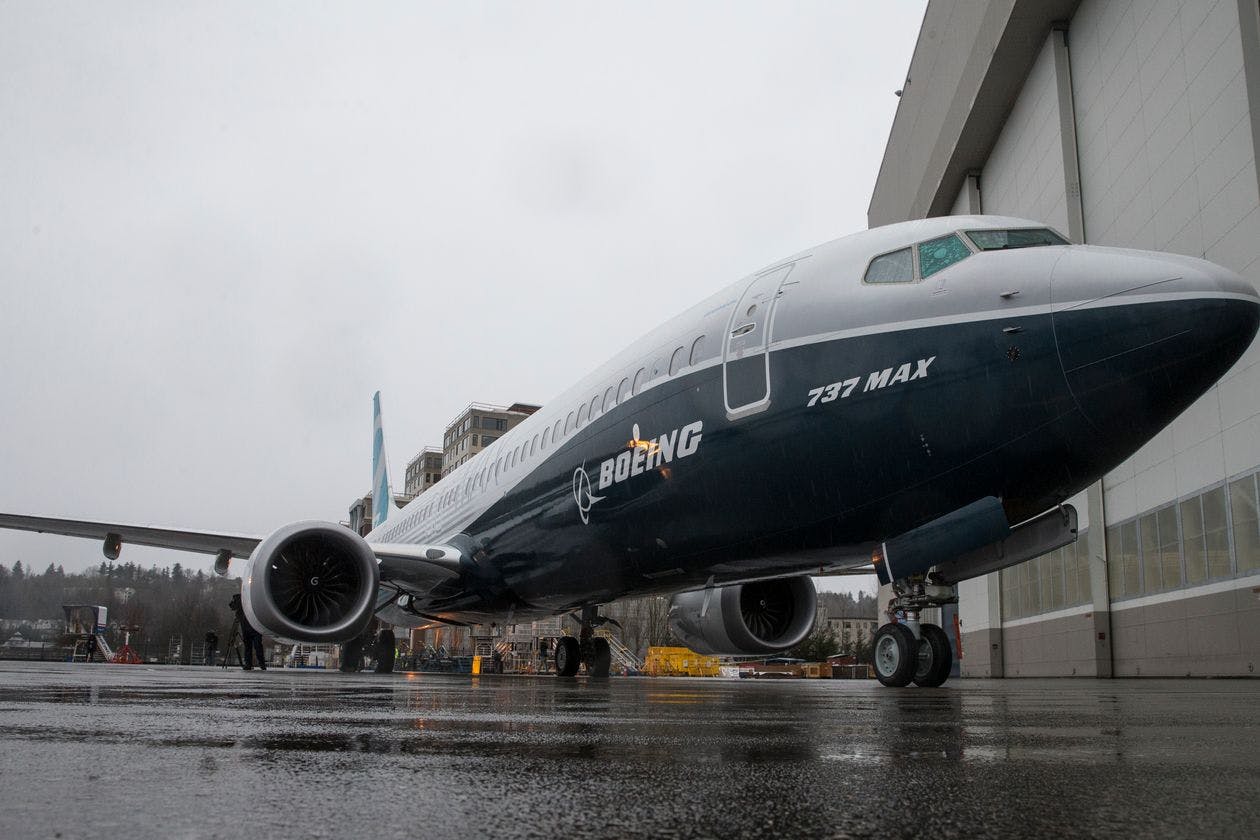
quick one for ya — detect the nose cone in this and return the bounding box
[1052,247,1259,435]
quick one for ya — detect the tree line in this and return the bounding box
[1,558,877,664]
[0,560,243,662]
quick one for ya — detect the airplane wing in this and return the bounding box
[0,513,464,586]
[0,512,261,558]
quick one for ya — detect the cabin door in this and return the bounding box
[723,263,794,420]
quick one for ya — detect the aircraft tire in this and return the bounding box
[588,637,611,678]
[912,623,952,688]
[555,636,581,677]
[873,623,916,687]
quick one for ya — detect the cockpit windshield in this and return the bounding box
[964,228,1069,250]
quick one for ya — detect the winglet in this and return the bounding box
[371,391,398,529]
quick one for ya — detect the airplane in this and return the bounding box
[3,214,1257,688]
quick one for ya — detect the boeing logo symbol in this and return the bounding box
[572,465,604,525]
[572,420,705,523]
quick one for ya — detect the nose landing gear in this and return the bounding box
[873,575,957,688]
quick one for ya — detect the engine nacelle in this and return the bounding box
[240,521,379,643]
[667,576,817,656]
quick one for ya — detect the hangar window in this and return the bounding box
[1138,505,1182,593]
[965,228,1069,250]
[864,248,914,284]
[553,419,562,443]
[1181,489,1230,586]
[917,234,972,279]
[577,403,588,428]
[1204,485,1232,578]
[1230,474,1260,572]
[632,367,646,395]
[565,411,574,435]
[590,393,601,418]
[604,385,617,411]
[618,376,632,402]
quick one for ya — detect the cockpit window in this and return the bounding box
[918,234,971,279]
[864,247,914,284]
[965,228,1068,250]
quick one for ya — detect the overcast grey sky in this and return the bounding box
[0,1,925,596]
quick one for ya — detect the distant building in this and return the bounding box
[825,617,877,644]
[404,446,444,497]
[347,491,413,537]
[442,402,541,476]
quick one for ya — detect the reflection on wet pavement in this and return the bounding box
[1,661,1258,838]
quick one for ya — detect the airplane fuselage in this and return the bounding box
[371,215,1260,626]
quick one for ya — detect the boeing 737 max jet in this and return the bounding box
[4,215,1257,687]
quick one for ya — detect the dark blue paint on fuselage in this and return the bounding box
[432,296,1258,621]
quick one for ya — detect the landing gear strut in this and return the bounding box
[873,575,957,688]
[553,606,615,678]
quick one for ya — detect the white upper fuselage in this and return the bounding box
[367,214,1254,557]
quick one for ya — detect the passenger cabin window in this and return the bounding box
[965,228,1069,250]
[669,345,686,376]
[864,248,914,284]
[689,334,707,366]
[917,234,971,279]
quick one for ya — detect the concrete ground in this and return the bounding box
[1,661,1258,839]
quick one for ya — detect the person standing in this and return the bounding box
[374,625,396,673]
[340,635,364,673]
[229,594,266,671]
[204,630,218,667]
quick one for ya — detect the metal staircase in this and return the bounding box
[596,628,643,672]
[70,633,114,663]
[287,643,332,668]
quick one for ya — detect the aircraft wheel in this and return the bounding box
[873,623,917,687]
[555,636,580,677]
[912,623,952,688]
[588,637,611,678]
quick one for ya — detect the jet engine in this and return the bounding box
[239,521,380,643]
[667,576,817,656]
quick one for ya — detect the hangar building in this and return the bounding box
[871,0,1260,677]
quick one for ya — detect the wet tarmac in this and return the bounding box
[1,662,1258,839]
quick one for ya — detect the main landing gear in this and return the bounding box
[873,575,957,688]
[554,606,614,678]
